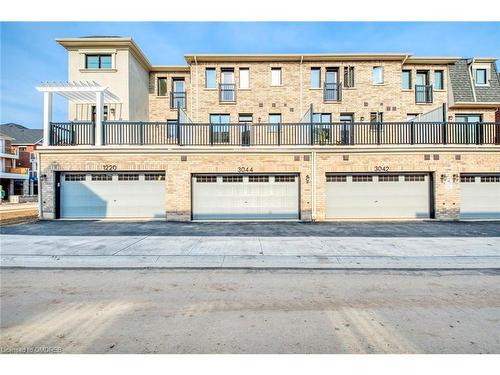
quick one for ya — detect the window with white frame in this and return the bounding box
[271,68,282,86]
[434,70,444,90]
[372,66,384,85]
[475,68,488,85]
[239,68,250,89]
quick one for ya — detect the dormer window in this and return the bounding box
[85,54,112,69]
[475,68,487,85]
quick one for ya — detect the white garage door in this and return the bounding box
[326,173,431,219]
[192,174,299,220]
[60,172,166,219]
[460,174,500,219]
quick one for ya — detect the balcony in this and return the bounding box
[170,91,186,109]
[324,82,342,102]
[415,85,433,103]
[0,146,19,158]
[219,83,236,103]
[0,166,30,179]
[48,121,500,147]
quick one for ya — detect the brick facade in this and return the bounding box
[38,148,500,221]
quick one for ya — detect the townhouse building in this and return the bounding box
[36,37,500,221]
[0,123,43,198]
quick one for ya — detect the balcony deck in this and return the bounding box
[48,121,500,147]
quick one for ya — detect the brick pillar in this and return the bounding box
[434,168,460,220]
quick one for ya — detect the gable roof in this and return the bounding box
[0,123,43,145]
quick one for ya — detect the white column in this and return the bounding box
[95,91,104,146]
[43,92,53,146]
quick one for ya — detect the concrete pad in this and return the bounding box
[335,256,500,269]
[0,255,159,268]
[259,237,328,255]
[0,235,146,256]
[116,236,200,255]
[189,237,262,255]
[155,255,224,267]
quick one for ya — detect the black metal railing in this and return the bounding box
[219,83,236,102]
[170,91,186,109]
[49,122,94,146]
[324,82,342,102]
[415,85,433,103]
[103,122,178,145]
[49,121,500,146]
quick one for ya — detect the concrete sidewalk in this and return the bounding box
[2,234,499,269]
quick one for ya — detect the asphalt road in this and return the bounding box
[1,269,499,354]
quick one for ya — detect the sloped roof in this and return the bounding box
[449,59,500,104]
[0,123,43,145]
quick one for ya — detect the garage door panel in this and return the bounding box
[60,172,166,219]
[192,174,299,220]
[326,174,431,219]
[460,175,500,219]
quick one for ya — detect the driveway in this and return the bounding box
[1,221,500,269]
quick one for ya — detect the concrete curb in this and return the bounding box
[2,255,500,270]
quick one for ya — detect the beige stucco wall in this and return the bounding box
[67,47,149,122]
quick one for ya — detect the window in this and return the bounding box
[91,105,108,122]
[239,68,250,89]
[269,114,281,131]
[434,70,444,90]
[344,66,355,88]
[222,176,243,183]
[18,146,27,152]
[311,68,321,88]
[118,173,139,181]
[271,68,282,86]
[210,114,230,144]
[456,114,482,123]
[171,79,186,109]
[167,119,177,138]
[238,114,253,123]
[85,54,112,69]
[481,176,500,183]
[370,112,383,131]
[378,175,399,182]
[405,174,426,182]
[475,69,487,85]
[275,175,295,183]
[65,174,86,181]
[205,68,216,88]
[91,174,113,181]
[196,176,217,183]
[157,77,167,96]
[249,175,269,183]
[326,175,347,182]
[402,70,412,89]
[352,175,373,182]
[145,173,166,181]
[372,66,384,84]
[460,176,475,183]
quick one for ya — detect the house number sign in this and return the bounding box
[237,167,254,173]
[103,164,117,171]
[374,166,390,172]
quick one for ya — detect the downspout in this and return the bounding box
[468,58,477,102]
[311,150,317,222]
[300,55,304,117]
[194,56,199,122]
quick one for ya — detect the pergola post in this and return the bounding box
[95,91,104,146]
[43,92,53,146]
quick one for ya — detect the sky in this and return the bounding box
[1,22,499,128]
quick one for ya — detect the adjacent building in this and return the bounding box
[0,123,42,199]
[36,37,500,221]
